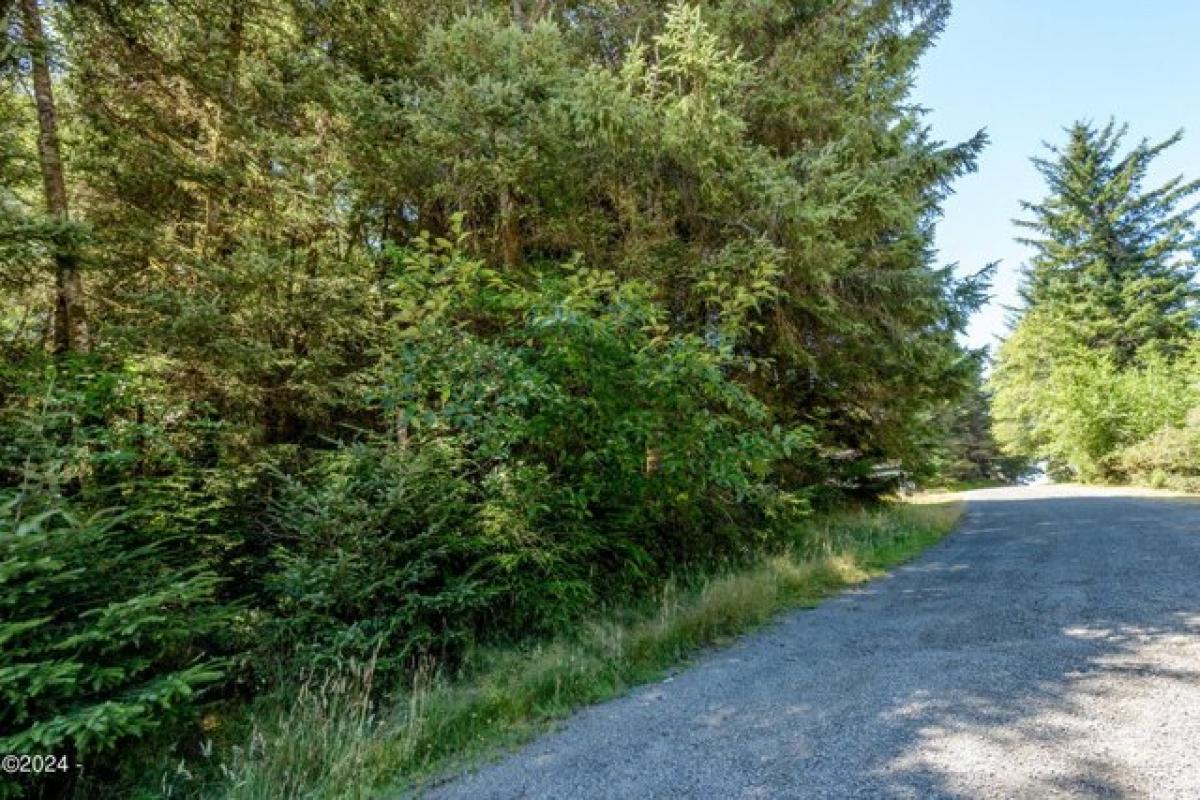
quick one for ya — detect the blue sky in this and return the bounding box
[914,1,1200,352]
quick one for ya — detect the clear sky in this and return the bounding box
[913,1,1200,353]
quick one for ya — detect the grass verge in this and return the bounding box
[211,501,962,799]
[916,479,1012,494]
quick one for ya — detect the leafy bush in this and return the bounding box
[1113,410,1200,491]
[261,234,811,676]
[992,333,1199,481]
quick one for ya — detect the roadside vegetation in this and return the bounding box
[206,502,962,799]
[2,1,990,797]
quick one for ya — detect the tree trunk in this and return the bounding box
[20,0,84,354]
[203,1,244,256]
[499,185,521,269]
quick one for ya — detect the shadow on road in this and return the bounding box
[851,493,1200,799]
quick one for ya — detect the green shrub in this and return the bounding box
[0,359,246,797]
[215,502,961,800]
[992,334,1200,481]
[264,440,498,678]
[1113,409,1200,491]
[260,234,811,677]
[0,488,230,797]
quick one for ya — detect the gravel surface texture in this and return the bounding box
[426,485,1200,799]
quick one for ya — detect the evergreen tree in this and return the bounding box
[1017,121,1200,364]
[930,356,1028,486]
[16,0,84,354]
[22,0,988,481]
[992,121,1200,478]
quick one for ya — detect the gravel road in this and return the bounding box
[426,485,1200,799]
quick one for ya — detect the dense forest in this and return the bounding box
[12,1,1196,797]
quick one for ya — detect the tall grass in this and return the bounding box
[210,501,961,799]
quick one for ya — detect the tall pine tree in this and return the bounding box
[992,120,1200,478]
[1016,121,1200,364]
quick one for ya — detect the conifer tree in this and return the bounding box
[6,0,85,353]
[1016,121,1200,364]
[931,356,1028,486]
[992,121,1200,478]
